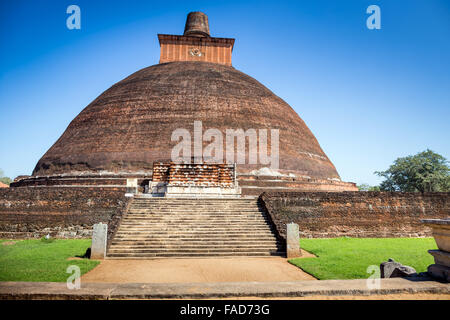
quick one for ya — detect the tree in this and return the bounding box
[357,183,380,191]
[0,169,12,186]
[375,149,450,193]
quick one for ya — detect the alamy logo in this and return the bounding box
[366,265,381,290]
[66,265,81,290]
[171,121,279,169]
[366,5,381,30]
[66,5,81,30]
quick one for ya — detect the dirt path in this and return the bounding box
[81,253,316,283]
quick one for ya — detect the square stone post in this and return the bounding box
[126,178,138,195]
[286,223,301,258]
[91,223,108,259]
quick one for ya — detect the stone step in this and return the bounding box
[125,212,266,215]
[114,228,275,233]
[110,240,280,245]
[127,210,263,214]
[133,199,259,201]
[131,201,260,204]
[128,207,263,210]
[131,209,261,211]
[131,204,261,206]
[131,205,260,208]
[131,202,260,205]
[121,219,268,224]
[122,216,268,219]
[115,225,272,230]
[114,234,276,239]
[131,201,260,203]
[118,223,270,228]
[121,218,268,222]
[107,247,279,253]
[117,223,272,228]
[123,214,268,218]
[107,252,283,258]
[121,217,269,221]
[112,238,277,243]
[107,197,280,258]
[108,250,279,255]
[132,201,259,204]
[112,235,277,240]
[126,211,264,218]
[120,218,270,223]
[121,217,268,221]
[109,244,279,250]
[133,199,258,202]
[115,230,274,235]
[130,208,261,210]
[120,222,269,226]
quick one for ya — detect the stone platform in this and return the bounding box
[0,278,448,300]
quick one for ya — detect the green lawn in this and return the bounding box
[289,237,437,280]
[0,239,100,282]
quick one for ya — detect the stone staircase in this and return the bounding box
[107,196,283,258]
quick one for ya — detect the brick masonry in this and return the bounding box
[260,192,450,239]
[3,187,447,243]
[0,187,130,243]
[10,175,151,193]
[29,13,355,191]
[152,162,235,187]
[158,34,234,65]
[32,60,345,183]
[11,172,357,194]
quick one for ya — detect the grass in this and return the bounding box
[0,237,438,282]
[289,237,437,280]
[0,239,100,282]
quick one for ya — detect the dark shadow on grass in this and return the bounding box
[75,247,91,259]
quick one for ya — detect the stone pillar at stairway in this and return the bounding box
[287,223,301,258]
[91,223,108,259]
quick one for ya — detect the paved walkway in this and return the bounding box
[81,255,316,283]
[0,278,448,300]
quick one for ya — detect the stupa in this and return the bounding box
[15,12,357,193]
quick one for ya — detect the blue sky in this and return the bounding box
[0,0,449,185]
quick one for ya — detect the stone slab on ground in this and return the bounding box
[380,259,417,278]
[0,278,448,300]
[0,282,114,300]
[81,256,316,283]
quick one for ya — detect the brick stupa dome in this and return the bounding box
[28,12,357,192]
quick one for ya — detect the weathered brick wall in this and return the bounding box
[260,192,450,239]
[0,187,130,240]
[239,176,358,195]
[159,35,234,65]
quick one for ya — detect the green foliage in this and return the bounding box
[289,238,437,280]
[375,149,450,192]
[0,177,11,185]
[0,239,99,282]
[0,168,12,186]
[357,184,380,191]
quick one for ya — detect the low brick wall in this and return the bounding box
[260,192,450,239]
[0,187,130,241]
[10,176,151,193]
